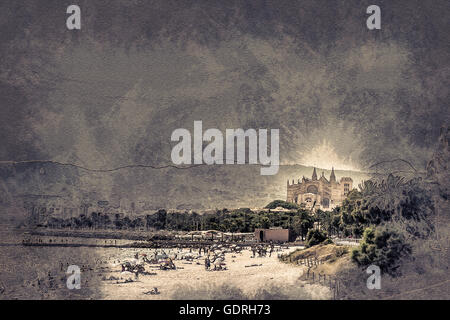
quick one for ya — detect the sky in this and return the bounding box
[0,1,449,207]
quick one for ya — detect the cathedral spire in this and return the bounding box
[312,167,317,180]
[330,167,336,182]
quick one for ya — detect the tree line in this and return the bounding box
[42,202,317,242]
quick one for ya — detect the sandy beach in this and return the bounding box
[98,246,332,300]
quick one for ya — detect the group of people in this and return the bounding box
[120,241,278,275]
[203,253,226,271]
[251,242,275,258]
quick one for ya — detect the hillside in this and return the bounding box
[0,163,369,215]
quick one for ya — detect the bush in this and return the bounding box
[351,227,412,277]
[335,246,349,257]
[306,229,332,247]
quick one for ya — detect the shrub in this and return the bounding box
[306,229,332,247]
[351,227,412,277]
[335,246,349,257]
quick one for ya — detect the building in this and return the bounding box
[286,167,353,211]
[255,228,289,243]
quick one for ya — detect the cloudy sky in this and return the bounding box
[1,0,449,180]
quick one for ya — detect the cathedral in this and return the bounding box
[286,167,353,211]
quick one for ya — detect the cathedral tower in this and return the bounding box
[330,167,336,183]
[312,167,317,180]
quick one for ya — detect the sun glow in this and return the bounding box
[300,140,360,171]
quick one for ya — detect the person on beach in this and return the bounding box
[204,256,210,270]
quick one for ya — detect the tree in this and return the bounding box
[154,209,167,230]
[291,210,314,240]
[315,209,333,234]
[265,200,299,210]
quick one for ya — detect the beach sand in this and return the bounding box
[99,246,332,300]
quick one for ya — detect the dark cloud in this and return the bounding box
[0,0,449,207]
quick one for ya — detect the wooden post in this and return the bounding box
[334,279,338,299]
[336,279,339,297]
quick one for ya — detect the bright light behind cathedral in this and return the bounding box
[301,140,360,171]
